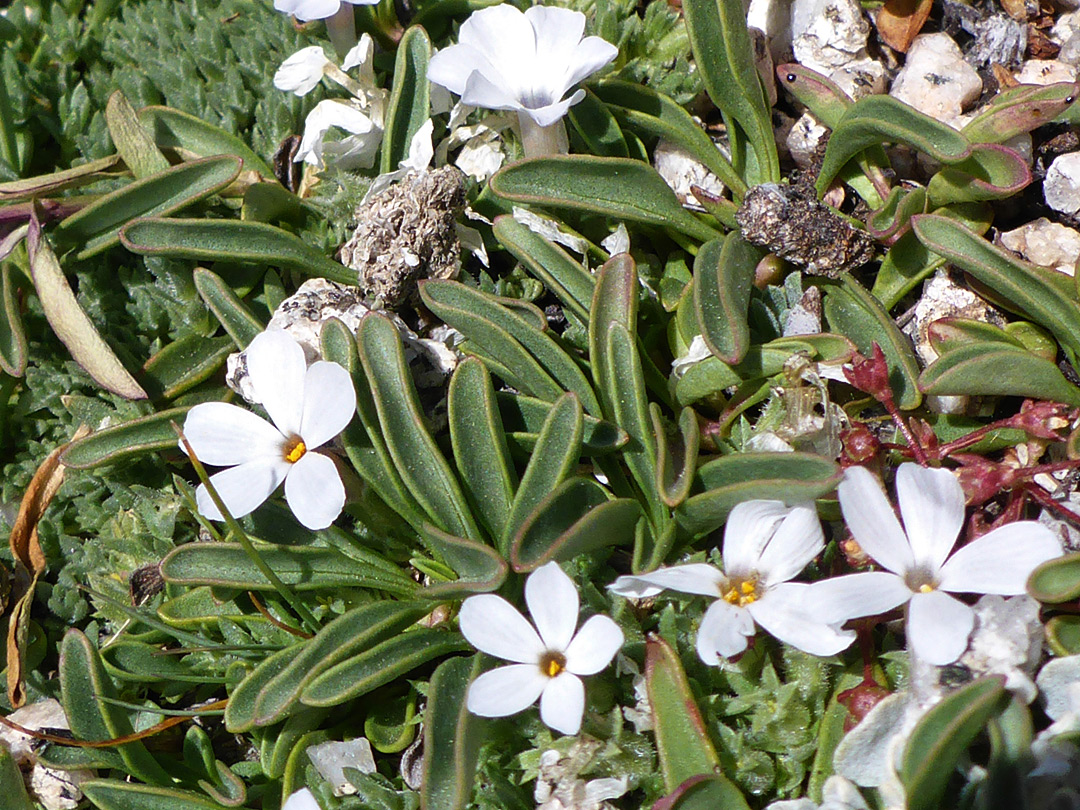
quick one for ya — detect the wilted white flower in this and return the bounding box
[610,501,855,662]
[182,328,356,530]
[427,5,617,155]
[273,46,332,96]
[294,99,382,168]
[460,562,624,735]
[814,464,1063,665]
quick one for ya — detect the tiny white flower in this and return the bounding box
[182,329,356,531]
[428,5,617,127]
[610,501,855,662]
[274,0,376,23]
[814,464,1063,666]
[273,46,331,96]
[295,99,382,169]
[460,562,624,736]
[282,788,321,810]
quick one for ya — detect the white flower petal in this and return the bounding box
[295,100,377,166]
[282,788,321,810]
[525,6,586,74]
[283,452,345,530]
[895,464,965,572]
[459,594,545,663]
[460,70,524,114]
[466,664,547,717]
[400,119,434,171]
[559,36,620,92]
[246,329,307,438]
[274,0,341,21]
[298,361,356,449]
[722,500,790,576]
[695,599,755,663]
[807,571,912,624]
[273,46,330,96]
[196,458,290,521]
[748,583,856,656]
[754,502,824,585]
[525,562,579,652]
[520,93,583,128]
[938,521,1062,595]
[608,563,725,599]
[564,615,623,676]
[539,671,585,735]
[837,466,915,576]
[457,5,536,94]
[342,34,374,73]
[906,590,975,665]
[182,402,284,466]
[429,43,491,97]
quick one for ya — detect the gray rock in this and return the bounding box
[1045,152,1080,214]
[890,33,983,126]
[999,217,1080,275]
[792,0,871,75]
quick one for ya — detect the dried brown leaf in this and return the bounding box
[875,0,935,53]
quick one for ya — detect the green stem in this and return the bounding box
[0,74,21,173]
[174,423,321,635]
[325,4,358,59]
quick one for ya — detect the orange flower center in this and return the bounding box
[721,575,761,607]
[540,651,567,678]
[284,436,307,463]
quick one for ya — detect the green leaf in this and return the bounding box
[448,358,517,541]
[679,452,840,536]
[59,630,172,784]
[380,26,431,173]
[568,88,630,158]
[0,263,27,376]
[1046,615,1080,656]
[120,218,356,284]
[497,392,628,454]
[26,218,147,400]
[301,629,469,707]
[193,267,264,348]
[919,341,1080,407]
[674,344,798,406]
[55,156,241,259]
[509,477,641,571]
[900,677,1009,810]
[422,655,487,810]
[358,313,481,539]
[822,274,922,409]
[694,233,762,364]
[490,156,723,242]
[927,144,1031,206]
[417,524,509,597]
[60,405,191,468]
[492,215,595,324]
[654,775,752,810]
[645,636,722,790]
[682,0,778,184]
[962,81,1080,144]
[0,746,33,810]
[246,602,430,729]
[142,335,234,400]
[138,105,275,179]
[504,393,584,552]
[105,90,170,179]
[82,781,233,810]
[1028,551,1080,603]
[867,186,927,243]
[911,214,1080,365]
[0,155,122,202]
[654,405,700,509]
[161,542,418,595]
[592,79,746,198]
[421,279,601,415]
[816,95,971,194]
[224,644,306,733]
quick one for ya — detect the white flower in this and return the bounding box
[274,0,376,23]
[274,46,331,96]
[460,562,624,735]
[282,788,321,810]
[182,328,356,531]
[295,99,382,168]
[427,5,618,128]
[609,501,855,662]
[814,464,1063,666]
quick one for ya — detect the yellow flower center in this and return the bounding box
[919,583,934,594]
[283,436,307,463]
[540,651,567,678]
[905,566,938,594]
[722,575,761,607]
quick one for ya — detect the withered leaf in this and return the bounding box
[875,0,935,53]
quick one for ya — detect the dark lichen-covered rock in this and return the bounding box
[339,166,467,307]
[735,181,875,276]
